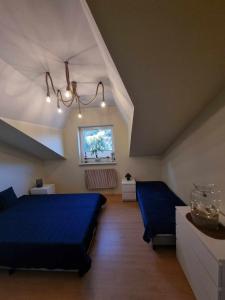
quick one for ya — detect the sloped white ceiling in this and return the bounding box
[2,0,225,156]
[0,0,114,128]
[87,0,225,155]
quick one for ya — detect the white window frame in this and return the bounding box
[78,125,116,165]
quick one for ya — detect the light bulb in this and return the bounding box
[65,89,72,99]
[78,113,82,119]
[46,96,51,103]
[57,107,62,113]
[101,101,106,108]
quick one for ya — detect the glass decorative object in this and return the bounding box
[190,184,221,230]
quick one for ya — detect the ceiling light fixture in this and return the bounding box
[46,96,51,103]
[101,101,106,108]
[45,61,106,117]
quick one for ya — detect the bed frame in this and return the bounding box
[152,234,176,249]
[2,223,99,277]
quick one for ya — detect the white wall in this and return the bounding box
[0,142,45,196]
[1,118,65,157]
[5,86,225,200]
[162,88,225,206]
[44,106,161,193]
[4,86,225,200]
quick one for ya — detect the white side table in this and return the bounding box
[30,184,55,195]
[122,179,136,201]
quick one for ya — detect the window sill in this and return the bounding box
[79,161,117,166]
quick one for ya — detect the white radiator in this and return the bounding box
[85,169,117,190]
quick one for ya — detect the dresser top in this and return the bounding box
[176,206,225,261]
[31,184,54,190]
[122,179,136,184]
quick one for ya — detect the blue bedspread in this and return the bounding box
[0,193,106,274]
[136,181,185,242]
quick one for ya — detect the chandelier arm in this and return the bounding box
[56,90,61,108]
[45,72,50,96]
[58,90,75,108]
[78,99,82,114]
[61,94,75,107]
[61,100,74,108]
[46,72,57,96]
[55,86,76,107]
[56,89,70,107]
[60,98,75,103]
[78,82,104,106]
[56,89,62,106]
[46,67,73,102]
[65,61,70,89]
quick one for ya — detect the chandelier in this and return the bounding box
[45,61,106,118]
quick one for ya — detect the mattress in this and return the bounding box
[136,181,185,242]
[0,193,106,275]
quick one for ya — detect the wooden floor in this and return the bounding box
[0,195,195,300]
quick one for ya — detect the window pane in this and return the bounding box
[83,128,113,158]
[78,125,115,163]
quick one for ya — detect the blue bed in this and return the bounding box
[136,181,185,246]
[0,192,106,275]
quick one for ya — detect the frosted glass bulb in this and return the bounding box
[101,101,106,108]
[46,96,51,103]
[78,113,82,119]
[65,89,72,99]
[57,107,62,113]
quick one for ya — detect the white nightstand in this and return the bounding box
[30,184,55,195]
[122,178,136,201]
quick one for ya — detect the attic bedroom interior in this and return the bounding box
[0,0,224,299]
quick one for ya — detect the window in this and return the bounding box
[78,125,116,164]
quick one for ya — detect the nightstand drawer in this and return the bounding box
[177,210,221,287]
[177,233,221,300]
[122,184,136,193]
[122,178,136,201]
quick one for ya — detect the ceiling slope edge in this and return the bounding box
[0,117,65,159]
[161,86,225,159]
[81,0,134,146]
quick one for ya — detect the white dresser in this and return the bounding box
[30,184,55,195]
[176,206,225,300]
[122,179,136,201]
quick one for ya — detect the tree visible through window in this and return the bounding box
[78,126,116,163]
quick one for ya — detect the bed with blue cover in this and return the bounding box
[0,189,106,275]
[136,181,185,246]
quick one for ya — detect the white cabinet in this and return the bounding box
[176,206,225,300]
[30,184,55,195]
[122,179,136,201]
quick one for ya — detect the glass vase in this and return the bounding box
[190,184,221,230]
